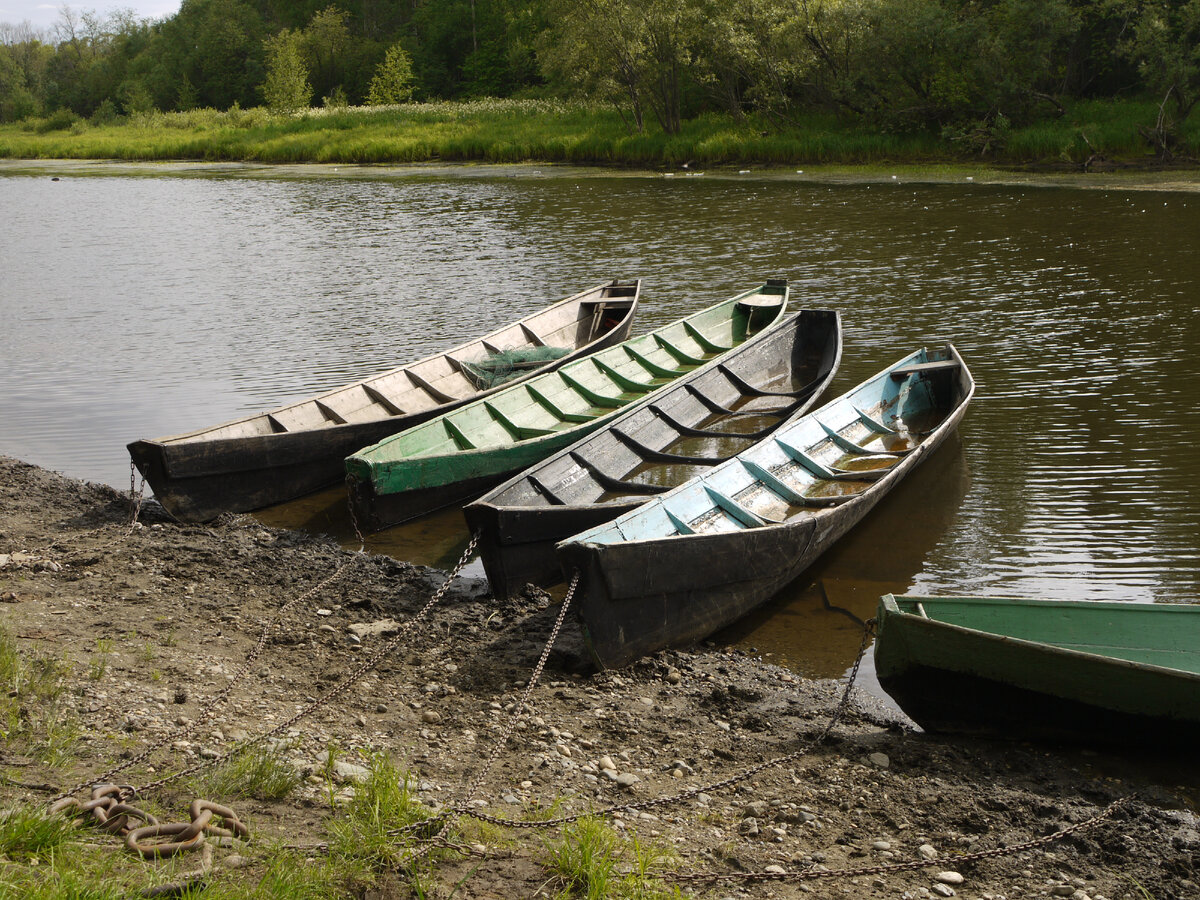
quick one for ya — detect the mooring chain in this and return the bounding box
[50,547,370,806]
[671,795,1130,884]
[390,569,582,861]
[456,617,877,832]
[48,784,248,859]
[130,531,481,796]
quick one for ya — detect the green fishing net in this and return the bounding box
[464,346,571,388]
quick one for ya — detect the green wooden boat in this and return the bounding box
[345,280,789,531]
[874,594,1200,748]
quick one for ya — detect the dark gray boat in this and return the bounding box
[463,308,841,601]
[128,281,640,523]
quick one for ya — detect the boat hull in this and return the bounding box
[464,309,842,601]
[128,282,638,522]
[349,282,791,533]
[556,348,973,669]
[874,595,1200,748]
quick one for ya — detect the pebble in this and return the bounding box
[918,843,938,860]
[315,608,333,617]
[1051,888,1076,897]
[348,619,400,639]
[764,865,786,874]
[421,710,441,724]
[666,669,682,684]
[743,800,769,818]
[615,773,639,788]
[375,703,388,714]
[873,840,892,851]
[598,756,616,771]
[868,752,890,768]
[738,818,759,836]
[931,885,955,898]
[936,872,964,885]
[332,761,370,783]
[601,768,619,781]
[221,854,250,869]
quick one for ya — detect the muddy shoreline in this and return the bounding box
[0,455,1196,899]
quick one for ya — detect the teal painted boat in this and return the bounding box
[556,346,973,669]
[874,594,1200,748]
[345,280,789,531]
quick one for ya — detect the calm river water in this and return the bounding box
[2,162,1198,682]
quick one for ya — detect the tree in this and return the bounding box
[1123,0,1200,128]
[263,28,311,111]
[366,40,415,103]
[303,5,350,101]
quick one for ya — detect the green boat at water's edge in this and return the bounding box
[345,280,789,532]
[874,594,1200,749]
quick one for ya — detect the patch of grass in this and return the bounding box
[542,816,681,900]
[0,626,78,767]
[0,805,78,861]
[87,639,113,681]
[1,97,1189,167]
[327,752,445,872]
[191,743,302,801]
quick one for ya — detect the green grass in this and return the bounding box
[542,816,682,900]
[0,626,78,768]
[189,744,303,802]
[0,97,1192,168]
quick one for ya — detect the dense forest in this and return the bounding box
[1,0,1197,151]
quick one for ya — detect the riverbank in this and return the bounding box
[0,455,1196,899]
[1,99,1197,171]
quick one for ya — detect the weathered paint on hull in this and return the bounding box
[556,370,971,670]
[465,500,642,601]
[129,415,444,523]
[874,595,1200,749]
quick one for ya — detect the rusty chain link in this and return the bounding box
[48,782,247,859]
[453,616,878,833]
[671,795,1130,884]
[126,799,249,860]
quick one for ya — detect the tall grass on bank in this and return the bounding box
[1,97,1190,168]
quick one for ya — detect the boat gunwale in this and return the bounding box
[879,593,1200,682]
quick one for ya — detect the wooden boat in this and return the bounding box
[128,281,640,523]
[463,308,842,602]
[345,280,790,532]
[556,345,974,669]
[874,594,1200,747]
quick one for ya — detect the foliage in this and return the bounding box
[263,28,312,112]
[1119,0,1200,155]
[0,806,77,862]
[367,41,416,105]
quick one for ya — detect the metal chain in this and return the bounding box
[51,548,369,805]
[457,617,877,832]
[131,531,480,795]
[390,569,581,862]
[672,795,1130,884]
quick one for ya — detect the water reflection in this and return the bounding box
[716,435,970,677]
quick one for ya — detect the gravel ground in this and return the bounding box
[0,455,1196,899]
